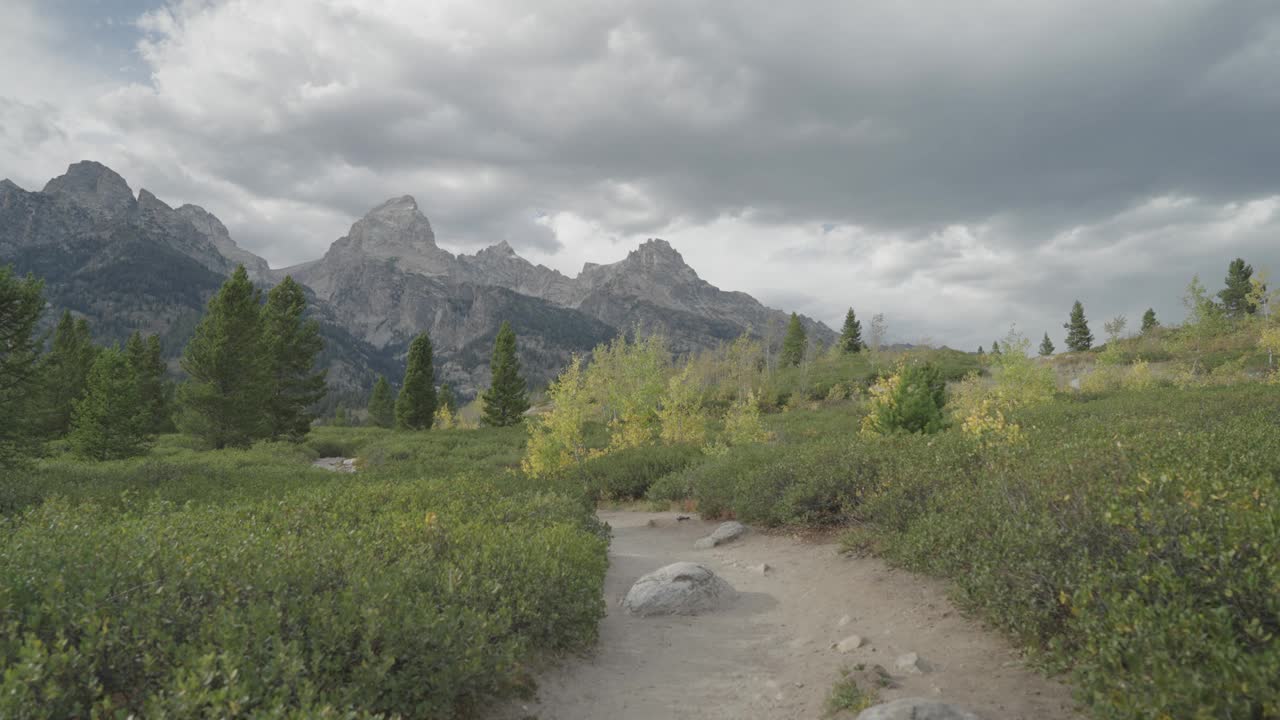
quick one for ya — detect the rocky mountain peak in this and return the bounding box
[42,161,136,216]
[631,238,687,267]
[322,195,454,276]
[177,203,273,280]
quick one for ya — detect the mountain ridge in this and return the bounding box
[1,161,836,401]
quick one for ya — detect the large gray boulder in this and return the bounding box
[856,698,981,720]
[694,520,747,549]
[623,562,736,616]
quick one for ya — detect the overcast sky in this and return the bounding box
[4,0,1280,349]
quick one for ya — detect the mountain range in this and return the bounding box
[0,161,835,403]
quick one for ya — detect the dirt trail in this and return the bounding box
[494,511,1082,720]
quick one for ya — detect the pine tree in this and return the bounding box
[333,404,349,427]
[438,383,457,414]
[395,332,437,430]
[1063,300,1094,352]
[991,340,1001,355]
[367,376,394,428]
[1138,308,1158,334]
[0,266,45,463]
[69,346,150,460]
[838,308,864,353]
[481,321,530,426]
[1038,332,1055,357]
[39,311,99,438]
[1219,258,1256,317]
[261,276,326,440]
[780,313,807,367]
[977,346,984,356]
[177,266,268,449]
[126,332,174,434]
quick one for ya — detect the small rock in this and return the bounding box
[837,614,853,627]
[752,563,771,575]
[895,652,926,674]
[855,698,980,720]
[695,520,747,549]
[836,634,865,653]
[623,562,737,616]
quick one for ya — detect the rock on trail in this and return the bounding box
[312,457,356,473]
[623,562,736,617]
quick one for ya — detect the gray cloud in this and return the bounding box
[2,0,1280,349]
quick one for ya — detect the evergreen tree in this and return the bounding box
[1063,300,1094,352]
[261,276,326,440]
[780,313,807,367]
[177,266,267,449]
[976,346,984,356]
[126,332,173,434]
[39,311,99,438]
[395,332,437,430]
[838,308,864,353]
[481,322,529,426]
[990,340,1001,355]
[367,376,394,428]
[1219,258,1257,317]
[69,346,150,460]
[1141,308,1159,334]
[438,383,457,414]
[333,404,349,427]
[0,266,45,463]
[1038,332,1055,357]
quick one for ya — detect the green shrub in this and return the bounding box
[861,361,947,435]
[563,443,704,500]
[0,427,608,718]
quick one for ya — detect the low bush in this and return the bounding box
[659,385,1280,718]
[0,427,608,718]
[562,443,705,500]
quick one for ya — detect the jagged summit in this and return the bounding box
[42,160,136,216]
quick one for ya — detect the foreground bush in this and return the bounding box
[662,385,1280,718]
[0,430,607,718]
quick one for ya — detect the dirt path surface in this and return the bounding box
[494,511,1082,720]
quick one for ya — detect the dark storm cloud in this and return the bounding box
[4,0,1280,348]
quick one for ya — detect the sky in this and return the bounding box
[3,0,1280,350]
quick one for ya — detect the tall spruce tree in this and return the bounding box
[1141,308,1159,334]
[261,276,326,440]
[395,332,437,430]
[481,322,530,426]
[39,311,99,438]
[780,313,807,367]
[178,266,267,449]
[438,383,457,414]
[0,266,45,463]
[1219,258,1256,317]
[126,332,173,434]
[991,340,1001,355]
[1063,300,1094,352]
[839,308,864,353]
[70,346,150,460]
[367,376,395,428]
[1038,332,1055,357]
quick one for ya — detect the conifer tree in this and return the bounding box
[780,313,807,367]
[438,383,457,414]
[0,266,45,462]
[177,266,267,449]
[333,404,349,427]
[39,311,99,438]
[69,346,150,460]
[991,340,1001,355]
[367,376,394,428]
[481,321,529,426]
[261,276,326,440]
[977,346,984,356]
[1219,258,1257,317]
[1063,300,1094,352]
[1038,333,1055,357]
[839,308,864,353]
[1141,308,1159,334]
[126,331,173,434]
[395,332,437,430]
